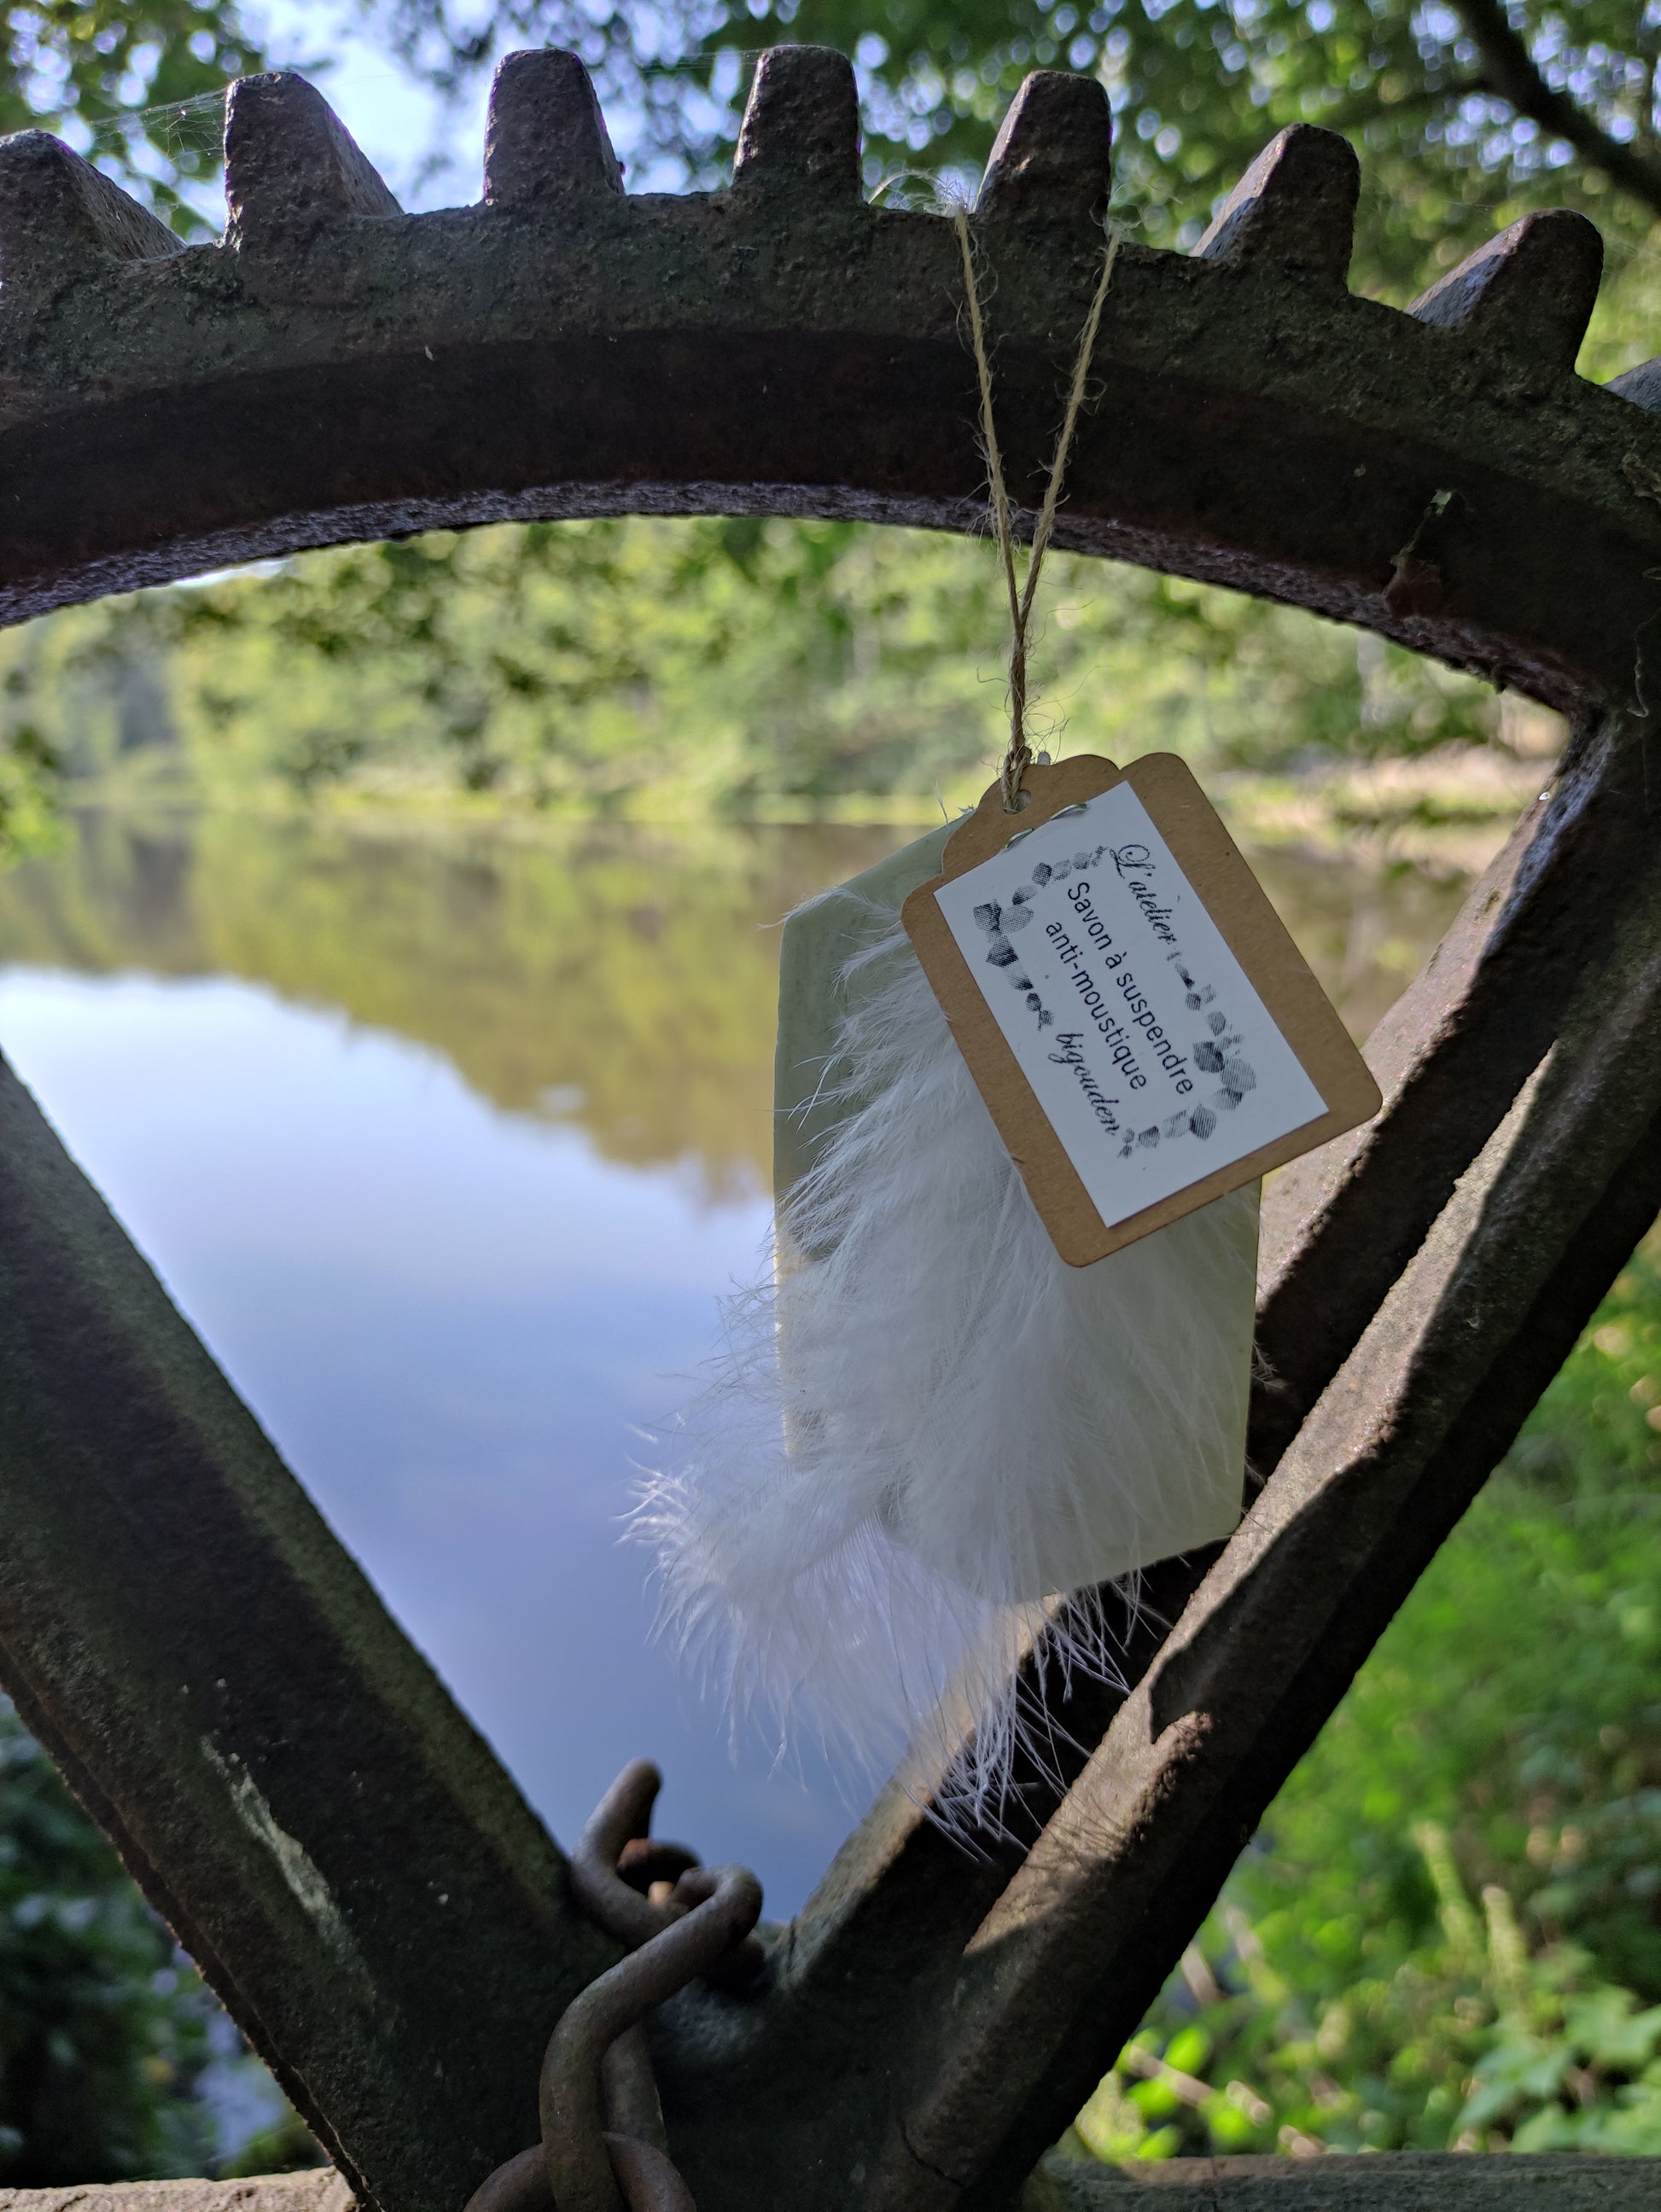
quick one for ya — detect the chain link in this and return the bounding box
[463,1762,764,2212]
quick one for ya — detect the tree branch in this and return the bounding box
[1452,0,1661,219]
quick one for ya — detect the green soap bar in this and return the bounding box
[773,820,958,1203]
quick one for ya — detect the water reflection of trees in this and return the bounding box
[0,813,1468,1202]
[0,816,913,1200]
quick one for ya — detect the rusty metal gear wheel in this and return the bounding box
[1,41,1660,2212]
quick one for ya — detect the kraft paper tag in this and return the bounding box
[900,754,1382,1266]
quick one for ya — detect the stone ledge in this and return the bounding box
[0,2176,352,2212]
[7,2158,1660,2211]
[1028,2151,1661,2206]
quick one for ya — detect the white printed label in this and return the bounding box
[934,783,1327,1227]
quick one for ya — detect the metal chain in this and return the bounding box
[463,1761,765,2212]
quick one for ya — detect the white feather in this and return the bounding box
[633,898,1257,1827]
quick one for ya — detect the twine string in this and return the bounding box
[953,208,1120,812]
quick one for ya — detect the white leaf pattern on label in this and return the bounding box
[934,783,1327,1228]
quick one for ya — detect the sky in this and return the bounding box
[248,0,496,208]
[238,0,718,209]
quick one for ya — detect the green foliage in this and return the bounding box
[0,0,1656,306]
[372,0,1661,301]
[219,2110,328,2177]
[0,0,1643,850]
[0,1699,219,2183]
[0,717,66,864]
[732,0,1646,289]
[5,519,1515,824]
[1067,1227,1661,2165]
[0,3,260,233]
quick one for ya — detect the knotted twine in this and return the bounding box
[952,207,1120,810]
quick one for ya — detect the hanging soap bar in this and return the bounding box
[634,763,1367,1817]
[765,803,1263,1603]
[772,818,959,1211]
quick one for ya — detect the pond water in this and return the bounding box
[0,809,1470,1917]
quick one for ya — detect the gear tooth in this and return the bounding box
[0,131,182,282]
[1194,124,1357,276]
[224,73,400,247]
[732,47,862,202]
[1408,208,1601,370]
[975,71,1112,224]
[483,49,622,205]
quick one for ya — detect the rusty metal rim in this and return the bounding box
[0,50,1653,722]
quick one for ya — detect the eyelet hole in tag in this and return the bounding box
[901,754,1383,1267]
